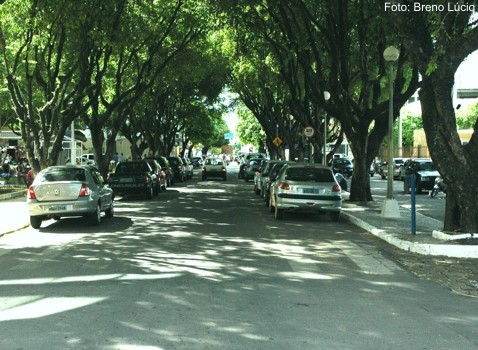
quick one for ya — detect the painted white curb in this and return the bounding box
[341,211,478,258]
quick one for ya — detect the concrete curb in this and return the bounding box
[340,211,478,258]
[0,189,27,201]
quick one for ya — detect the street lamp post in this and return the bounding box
[381,46,401,218]
[323,91,330,166]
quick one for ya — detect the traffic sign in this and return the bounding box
[303,126,315,138]
[273,136,283,147]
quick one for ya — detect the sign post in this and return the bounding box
[303,126,315,163]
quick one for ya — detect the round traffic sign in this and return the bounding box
[303,126,315,138]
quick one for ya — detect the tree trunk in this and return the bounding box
[420,76,478,232]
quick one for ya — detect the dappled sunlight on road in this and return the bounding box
[0,174,450,350]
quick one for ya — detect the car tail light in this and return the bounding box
[332,184,341,193]
[28,186,36,199]
[79,183,90,196]
[278,182,290,190]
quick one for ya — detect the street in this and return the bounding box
[0,165,476,350]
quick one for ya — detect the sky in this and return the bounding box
[455,49,478,89]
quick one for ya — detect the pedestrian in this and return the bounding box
[26,168,35,187]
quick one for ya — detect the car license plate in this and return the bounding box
[119,178,133,183]
[303,188,319,194]
[49,205,66,211]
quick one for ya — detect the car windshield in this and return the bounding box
[416,161,436,171]
[285,167,335,182]
[40,168,86,182]
[116,162,150,173]
[334,159,351,165]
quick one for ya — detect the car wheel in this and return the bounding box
[88,203,101,226]
[330,211,340,222]
[105,200,114,218]
[30,216,42,229]
[274,203,284,220]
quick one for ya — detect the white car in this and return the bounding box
[269,163,342,221]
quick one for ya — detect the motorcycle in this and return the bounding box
[430,176,446,197]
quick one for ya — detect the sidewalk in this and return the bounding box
[1,189,477,258]
[341,198,478,258]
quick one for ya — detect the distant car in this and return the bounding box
[191,157,204,168]
[253,160,270,195]
[145,156,174,187]
[144,158,166,193]
[400,158,440,193]
[27,165,114,229]
[380,158,404,180]
[262,161,289,204]
[239,153,267,178]
[330,157,354,177]
[108,160,157,199]
[269,163,342,221]
[182,157,194,179]
[243,158,263,182]
[167,156,186,182]
[202,158,227,181]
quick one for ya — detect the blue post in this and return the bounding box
[410,174,416,235]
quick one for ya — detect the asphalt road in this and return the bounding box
[0,166,476,350]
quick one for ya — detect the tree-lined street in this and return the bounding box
[0,168,476,349]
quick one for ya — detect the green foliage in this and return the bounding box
[235,105,265,148]
[396,115,423,146]
[456,103,478,129]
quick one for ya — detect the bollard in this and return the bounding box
[410,174,416,235]
[404,175,410,194]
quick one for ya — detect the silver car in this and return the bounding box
[27,165,114,229]
[269,163,342,221]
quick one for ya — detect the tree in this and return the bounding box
[235,105,266,150]
[388,0,478,232]
[0,0,93,172]
[215,0,419,201]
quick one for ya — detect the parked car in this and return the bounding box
[167,156,186,182]
[27,165,114,228]
[144,158,166,193]
[108,160,156,199]
[262,161,289,204]
[239,153,267,178]
[380,157,404,179]
[202,157,227,181]
[243,158,263,182]
[253,160,270,195]
[269,163,342,221]
[400,158,440,193]
[145,156,174,187]
[182,157,194,179]
[191,156,204,168]
[330,157,354,177]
